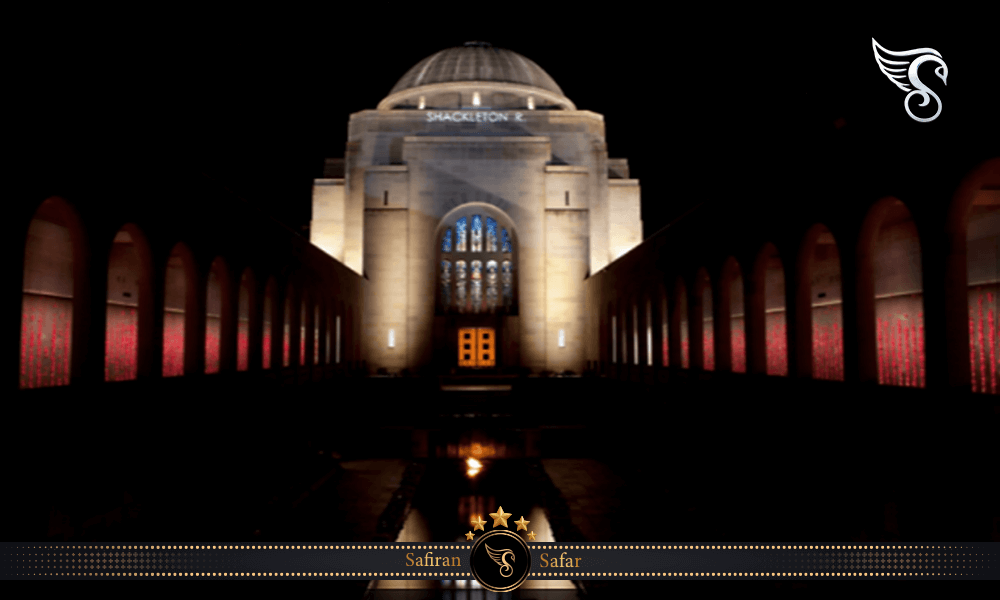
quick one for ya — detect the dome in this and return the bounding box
[385,42,570,106]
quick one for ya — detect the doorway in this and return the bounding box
[458,328,495,368]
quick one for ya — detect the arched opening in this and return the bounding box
[299,292,308,367]
[263,277,276,370]
[724,258,746,374]
[325,299,332,365]
[610,304,617,364]
[237,268,253,372]
[335,301,343,364]
[283,282,293,367]
[632,300,639,366]
[759,244,787,376]
[21,198,79,388]
[676,277,689,368]
[807,225,844,380]
[661,289,669,367]
[105,227,144,381]
[646,295,653,367]
[314,300,321,365]
[873,200,924,387]
[163,243,193,377]
[698,269,714,371]
[620,304,628,366]
[205,257,226,374]
[965,188,1000,393]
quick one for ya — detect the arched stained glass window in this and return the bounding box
[471,260,483,312]
[441,260,451,308]
[439,211,515,316]
[486,260,498,311]
[486,217,498,252]
[442,228,452,253]
[456,217,467,252]
[471,215,482,252]
[501,260,513,309]
[455,260,467,311]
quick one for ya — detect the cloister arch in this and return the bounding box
[659,284,669,367]
[263,276,277,370]
[859,198,925,387]
[753,243,788,376]
[695,268,713,371]
[283,280,295,368]
[797,224,845,381]
[336,299,345,365]
[205,256,231,374]
[947,157,1000,393]
[20,197,85,388]
[237,267,255,372]
[105,224,152,382]
[673,276,689,369]
[720,256,744,373]
[644,292,653,367]
[631,294,639,366]
[162,243,196,377]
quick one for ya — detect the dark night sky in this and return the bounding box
[17,9,998,239]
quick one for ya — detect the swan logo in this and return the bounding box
[470,530,530,591]
[872,38,948,123]
[486,544,515,577]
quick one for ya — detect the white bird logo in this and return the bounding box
[872,38,948,123]
[485,544,515,577]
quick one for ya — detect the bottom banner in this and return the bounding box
[3,542,997,583]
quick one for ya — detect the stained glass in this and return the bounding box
[486,217,498,252]
[471,260,482,313]
[442,228,452,253]
[486,260,498,311]
[456,217,467,252]
[471,215,482,252]
[501,228,511,253]
[441,260,451,309]
[501,260,513,309]
[455,260,467,312]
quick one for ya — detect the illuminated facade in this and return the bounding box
[311,42,642,374]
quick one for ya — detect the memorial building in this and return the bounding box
[310,41,643,374]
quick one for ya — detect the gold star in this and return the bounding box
[527,531,536,541]
[465,531,475,541]
[471,515,486,531]
[514,516,529,531]
[489,506,512,528]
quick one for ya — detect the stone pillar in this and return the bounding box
[270,281,284,373]
[318,299,328,368]
[185,256,206,377]
[669,278,682,371]
[288,283,301,374]
[651,288,664,378]
[248,272,263,372]
[219,265,237,374]
[747,254,767,376]
[715,265,733,373]
[853,210,881,384]
[135,232,157,380]
[690,274,704,371]
[78,233,104,385]
[794,232,814,379]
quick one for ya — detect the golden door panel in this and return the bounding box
[476,328,495,367]
[458,328,476,367]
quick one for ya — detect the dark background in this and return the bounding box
[16,9,997,240]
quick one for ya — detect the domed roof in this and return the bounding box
[388,41,565,98]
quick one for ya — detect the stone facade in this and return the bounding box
[311,45,642,374]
